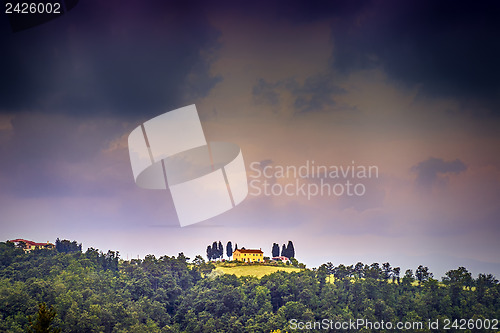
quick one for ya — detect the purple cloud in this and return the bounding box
[412,157,467,188]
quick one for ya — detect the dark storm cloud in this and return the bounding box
[207,0,370,24]
[227,0,500,115]
[252,79,281,106]
[286,74,345,113]
[412,157,467,188]
[0,113,131,197]
[252,74,345,113]
[0,1,221,117]
[330,0,500,114]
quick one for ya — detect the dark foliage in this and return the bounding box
[272,243,280,258]
[1,242,499,332]
[54,239,81,254]
[226,241,233,259]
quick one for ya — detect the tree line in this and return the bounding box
[206,241,236,261]
[1,240,499,332]
[55,238,82,253]
[319,261,436,285]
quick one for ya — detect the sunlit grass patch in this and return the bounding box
[215,264,302,278]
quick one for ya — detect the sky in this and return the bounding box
[1,0,500,279]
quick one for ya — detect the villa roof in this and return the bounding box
[8,239,53,247]
[234,249,263,254]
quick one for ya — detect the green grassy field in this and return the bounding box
[215,264,302,278]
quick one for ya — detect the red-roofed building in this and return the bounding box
[233,248,264,262]
[272,256,290,264]
[7,239,55,252]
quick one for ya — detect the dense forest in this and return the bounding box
[0,241,499,332]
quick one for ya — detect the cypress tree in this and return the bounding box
[226,241,233,259]
[272,243,280,257]
[218,241,223,259]
[281,244,287,257]
[287,241,295,258]
[212,241,218,259]
[206,245,212,261]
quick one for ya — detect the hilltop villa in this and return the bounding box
[233,248,264,262]
[8,239,55,253]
